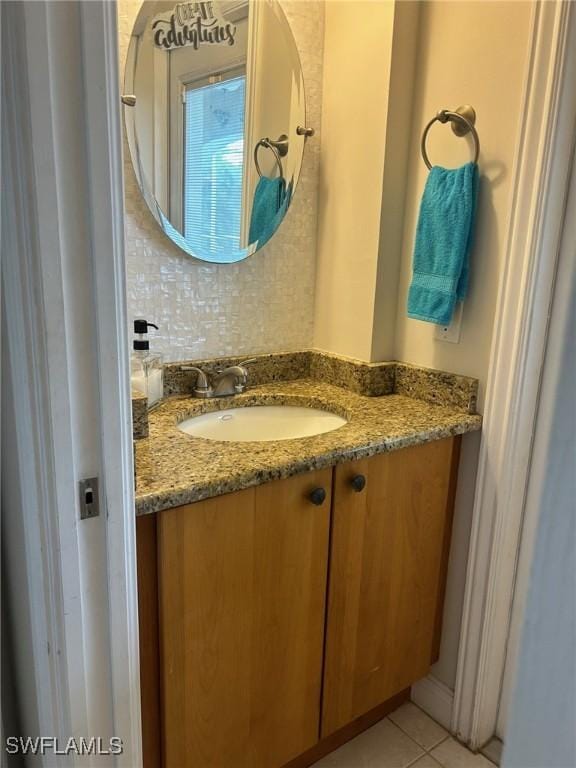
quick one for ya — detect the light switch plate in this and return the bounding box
[435,303,463,343]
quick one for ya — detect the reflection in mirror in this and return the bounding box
[124,0,307,263]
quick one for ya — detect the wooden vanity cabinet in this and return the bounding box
[137,437,460,767]
[321,437,460,736]
[157,468,332,768]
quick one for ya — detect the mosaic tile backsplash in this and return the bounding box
[118,0,324,361]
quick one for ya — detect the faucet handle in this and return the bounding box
[214,358,257,374]
[237,358,257,370]
[231,359,257,393]
[180,366,211,394]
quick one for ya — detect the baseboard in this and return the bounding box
[411,675,454,731]
[481,736,503,766]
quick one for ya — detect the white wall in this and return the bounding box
[118,0,324,360]
[393,0,533,689]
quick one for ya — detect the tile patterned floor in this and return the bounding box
[312,702,497,768]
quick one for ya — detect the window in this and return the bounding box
[183,72,246,260]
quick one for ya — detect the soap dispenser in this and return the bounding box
[130,319,164,407]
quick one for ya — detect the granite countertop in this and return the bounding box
[135,378,481,516]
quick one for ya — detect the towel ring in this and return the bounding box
[254,138,284,179]
[421,106,480,170]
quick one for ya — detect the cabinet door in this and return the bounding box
[322,437,460,736]
[158,469,332,768]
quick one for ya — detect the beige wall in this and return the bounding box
[395,1,533,403]
[394,0,533,688]
[314,1,394,361]
[314,1,419,361]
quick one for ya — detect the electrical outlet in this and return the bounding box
[435,303,463,343]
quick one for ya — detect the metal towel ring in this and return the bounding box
[421,105,480,170]
[254,139,284,179]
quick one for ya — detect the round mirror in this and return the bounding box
[124,0,307,263]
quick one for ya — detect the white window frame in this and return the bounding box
[170,59,246,235]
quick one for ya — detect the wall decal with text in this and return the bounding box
[152,2,237,51]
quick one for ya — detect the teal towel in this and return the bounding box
[407,162,479,324]
[248,176,288,248]
[264,181,291,246]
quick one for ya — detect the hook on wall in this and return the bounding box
[296,126,315,137]
[421,104,480,170]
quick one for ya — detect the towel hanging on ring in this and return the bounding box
[407,162,479,325]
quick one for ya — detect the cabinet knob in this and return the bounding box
[309,487,326,506]
[350,474,366,492]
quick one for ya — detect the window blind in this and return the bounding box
[183,75,246,261]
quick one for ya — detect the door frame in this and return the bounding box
[451,0,576,750]
[3,1,140,765]
[80,3,143,764]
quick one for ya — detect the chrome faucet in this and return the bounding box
[181,360,255,398]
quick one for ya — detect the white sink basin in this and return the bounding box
[178,405,347,442]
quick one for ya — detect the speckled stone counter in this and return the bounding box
[132,389,148,440]
[163,350,478,413]
[135,379,481,516]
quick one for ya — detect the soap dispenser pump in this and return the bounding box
[131,319,164,407]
